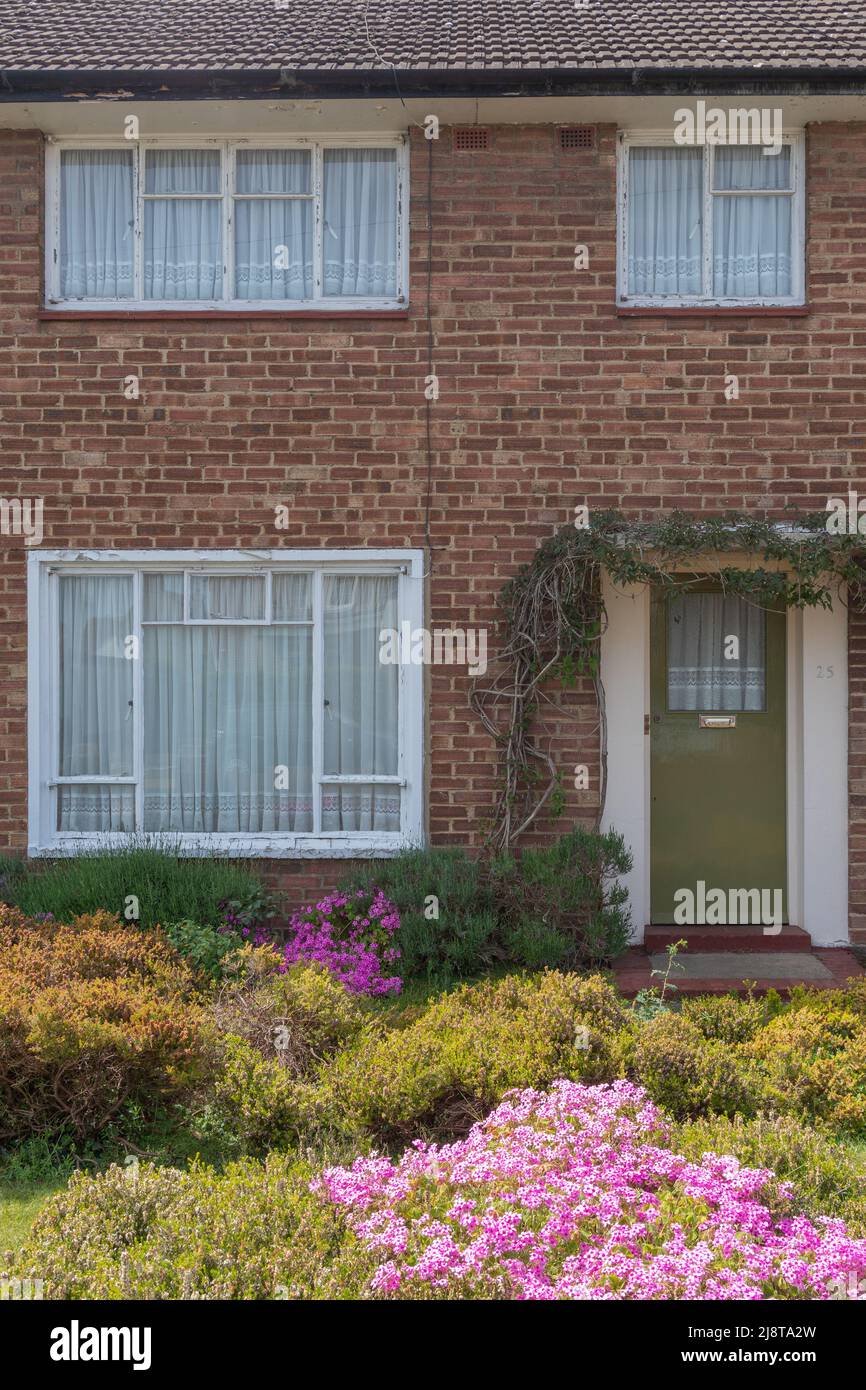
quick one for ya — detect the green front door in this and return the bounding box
[650,583,787,923]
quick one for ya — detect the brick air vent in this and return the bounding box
[558,126,596,151]
[453,127,490,153]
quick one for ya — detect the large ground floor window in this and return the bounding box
[28,550,424,856]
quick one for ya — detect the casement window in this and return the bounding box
[28,552,424,856]
[617,134,805,307]
[45,138,407,310]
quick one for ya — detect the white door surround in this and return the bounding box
[600,572,849,947]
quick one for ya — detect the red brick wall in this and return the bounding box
[0,119,863,937]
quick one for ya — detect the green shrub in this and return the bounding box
[0,907,207,1141]
[341,847,502,984]
[490,827,633,967]
[631,1011,763,1121]
[316,971,631,1144]
[11,1154,358,1300]
[163,919,245,982]
[672,1112,866,1234]
[1,840,266,933]
[343,832,631,985]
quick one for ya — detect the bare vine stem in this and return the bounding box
[472,509,866,852]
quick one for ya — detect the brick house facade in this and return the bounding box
[1,3,864,945]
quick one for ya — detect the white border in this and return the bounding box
[27,548,425,859]
[600,573,848,945]
[44,134,409,312]
[616,129,806,309]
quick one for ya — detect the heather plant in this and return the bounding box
[316,972,632,1144]
[630,1011,764,1120]
[318,1079,866,1300]
[11,1153,352,1300]
[281,888,401,997]
[745,1007,866,1134]
[0,907,207,1141]
[672,1112,866,1236]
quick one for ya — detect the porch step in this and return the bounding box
[644,923,812,953]
[613,946,863,997]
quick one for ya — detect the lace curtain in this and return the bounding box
[57,573,400,835]
[667,593,766,712]
[60,146,398,302]
[628,145,792,298]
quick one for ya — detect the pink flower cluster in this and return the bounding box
[318,1080,866,1300]
[280,888,401,997]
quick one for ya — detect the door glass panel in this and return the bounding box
[667,593,766,711]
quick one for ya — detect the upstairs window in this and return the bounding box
[47,139,406,310]
[618,135,805,307]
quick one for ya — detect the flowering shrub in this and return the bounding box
[281,889,401,997]
[319,1080,866,1300]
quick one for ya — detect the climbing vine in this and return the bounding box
[471,510,866,850]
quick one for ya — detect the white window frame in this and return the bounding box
[44,135,409,312]
[27,549,425,858]
[617,130,806,308]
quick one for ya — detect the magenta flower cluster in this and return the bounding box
[318,1080,866,1300]
[280,888,401,997]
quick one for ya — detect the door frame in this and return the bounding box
[600,567,849,946]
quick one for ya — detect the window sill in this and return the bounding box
[616,304,810,318]
[28,834,414,860]
[39,307,410,322]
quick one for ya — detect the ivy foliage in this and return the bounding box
[474,510,866,848]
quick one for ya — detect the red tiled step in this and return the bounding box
[644,923,812,953]
[612,946,863,998]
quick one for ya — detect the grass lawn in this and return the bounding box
[0,1179,67,1257]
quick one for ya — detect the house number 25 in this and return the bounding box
[817,665,835,678]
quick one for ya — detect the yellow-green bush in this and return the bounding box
[745,1006,866,1133]
[631,1011,765,1121]
[11,1155,360,1300]
[315,971,631,1142]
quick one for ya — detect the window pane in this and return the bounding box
[143,573,184,622]
[323,575,399,831]
[57,784,135,834]
[236,150,310,194]
[712,147,793,298]
[667,593,766,712]
[273,573,312,621]
[322,783,401,833]
[60,150,134,299]
[59,576,133,777]
[713,146,791,191]
[234,199,313,300]
[145,149,221,193]
[144,197,221,300]
[628,147,703,297]
[188,575,265,620]
[143,627,312,833]
[323,149,398,298]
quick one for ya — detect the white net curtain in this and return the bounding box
[56,572,400,835]
[667,593,766,712]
